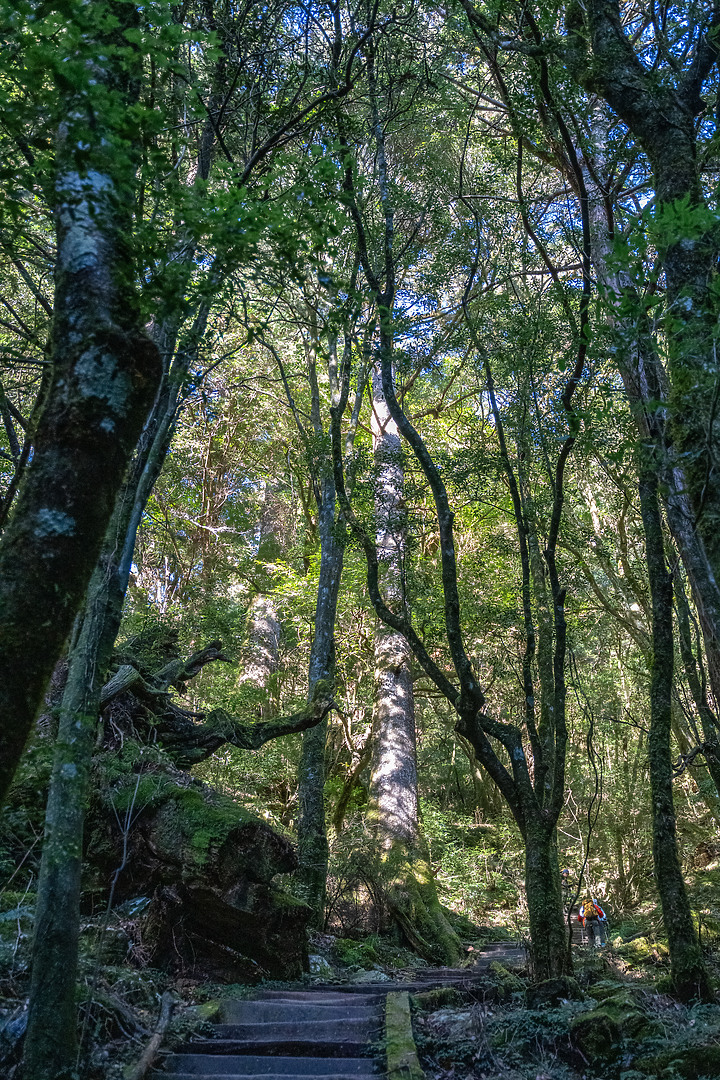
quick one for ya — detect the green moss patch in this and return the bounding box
[386,991,425,1080]
[413,987,463,1011]
[634,1043,720,1077]
[570,990,660,1060]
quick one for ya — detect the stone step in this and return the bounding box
[220,1003,378,1024]
[209,1018,379,1041]
[155,1054,376,1075]
[154,1074,375,1079]
[182,1039,371,1057]
[252,991,382,1003]
[416,972,468,980]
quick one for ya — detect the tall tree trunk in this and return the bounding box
[525,819,566,980]
[21,31,232,1065]
[289,315,364,928]
[335,39,575,980]
[0,0,161,807]
[675,578,720,805]
[368,374,460,963]
[238,487,282,716]
[22,312,205,1080]
[571,2,720,661]
[297,471,343,926]
[579,107,720,771]
[639,463,712,1002]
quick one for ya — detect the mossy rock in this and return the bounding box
[526,975,583,1007]
[78,924,131,964]
[333,937,380,969]
[150,786,294,882]
[633,1043,720,1078]
[184,1000,222,1022]
[616,937,669,966]
[413,987,462,1010]
[487,960,524,1000]
[571,1007,622,1059]
[570,993,659,1060]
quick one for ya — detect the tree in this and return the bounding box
[367,370,461,962]
[21,0,370,1070]
[326,11,594,977]
[0,0,162,807]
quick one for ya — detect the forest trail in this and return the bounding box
[153,943,523,1079]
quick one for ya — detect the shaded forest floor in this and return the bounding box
[3,900,720,1078]
[412,947,720,1080]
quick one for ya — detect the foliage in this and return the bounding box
[2,0,720,1072]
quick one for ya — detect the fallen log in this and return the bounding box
[124,991,174,1080]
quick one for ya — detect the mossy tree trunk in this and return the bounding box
[297,469,343,925]
[297,318,364,926]
[524,820,566,981]
[565,0,720,688]
[22,90,220,1079]
[467,14,720,820]
[23,311,206,1079]
[639,464,712,1002]
[368,374,460,963]
[0,0,161,809]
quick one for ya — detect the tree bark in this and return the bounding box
[0,0,161,807]
[297,470,343,926]
[368,373,460,963]
[22,205,216,1080]
[22,336,193,1079]
[334,42,573,978]
[525,819,567,981]
[238,487,282,715]
[296,320,363,927]
[639,463,712,1001]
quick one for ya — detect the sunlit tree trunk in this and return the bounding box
[367,373,461,963]
[238,487,282,716]
[333,42,573,978]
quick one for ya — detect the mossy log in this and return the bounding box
[385,992,424,1080]
[90,772,310,982]
[73,624,323,981]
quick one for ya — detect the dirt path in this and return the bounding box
[153,943,523,1079]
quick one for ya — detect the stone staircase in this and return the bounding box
[153,988,385,1078]
[151,945,524,1079]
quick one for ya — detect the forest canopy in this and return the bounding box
[1,0,720,1077]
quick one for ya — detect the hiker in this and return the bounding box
[560,868,572,893]
[578,897,607,947]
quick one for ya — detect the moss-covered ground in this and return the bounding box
[412,945,720,1080]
